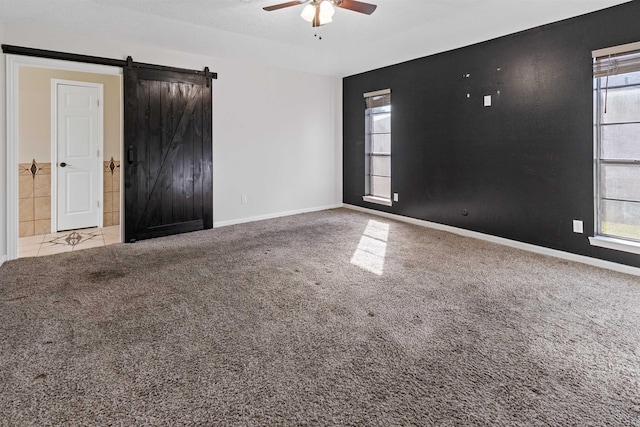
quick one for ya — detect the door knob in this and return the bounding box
[60,162,69,167]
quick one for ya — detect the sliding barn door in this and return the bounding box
[124,67,213,242]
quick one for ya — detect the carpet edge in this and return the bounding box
[344,204,640,278]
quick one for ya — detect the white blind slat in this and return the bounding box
[365,93,391,109]
[594,49,640,78]
[363,88,391,98]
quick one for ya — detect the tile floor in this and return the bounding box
[18,225,121,258]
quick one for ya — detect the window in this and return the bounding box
[363,89,392,206]
[592,43,640,253]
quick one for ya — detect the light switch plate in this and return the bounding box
[573,220,583,233]
[484,95,492,107]
[393,193,399,202]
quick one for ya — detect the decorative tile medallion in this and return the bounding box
[108,157,120,174]
[65,232,84,246]
[30,159,39,177]
[48,230,102,247]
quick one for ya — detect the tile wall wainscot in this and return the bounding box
[17,159,121,237]
[103,158,121,227]
[18,161,51,237]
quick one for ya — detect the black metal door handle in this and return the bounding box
[60,162,68,167]
[128,145,134,164]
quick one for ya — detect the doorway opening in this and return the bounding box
[6,54,123,259]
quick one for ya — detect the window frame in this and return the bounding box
[362,88,392,207]
[590,41,640,255]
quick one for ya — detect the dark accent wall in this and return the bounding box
[343,2,640,268]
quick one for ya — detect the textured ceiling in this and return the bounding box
[0,0,631,76]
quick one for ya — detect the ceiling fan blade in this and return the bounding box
[263,1,306,12]
[335,0,377,15]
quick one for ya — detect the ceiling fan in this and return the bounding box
[263,0,377,27]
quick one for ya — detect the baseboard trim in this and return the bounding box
[344,204,640,277]
[213,204,344,228]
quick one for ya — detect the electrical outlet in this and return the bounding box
[241,195,247,204]
[573,220,583,233]
[393,193,399,202]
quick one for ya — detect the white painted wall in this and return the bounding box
[0,20,7,265]
[213,61,342,226]
[0,23,342,257]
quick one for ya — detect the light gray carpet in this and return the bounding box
[1,208,639,426]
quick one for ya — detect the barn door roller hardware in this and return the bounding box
[204,67,212,87]
[124,55,217,80]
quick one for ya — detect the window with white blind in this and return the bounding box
[363,89,392,206]
[591,42,640,254]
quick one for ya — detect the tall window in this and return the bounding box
[593,44,640,250]
[363,89,392,206]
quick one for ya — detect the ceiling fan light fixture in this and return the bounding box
[301,3,316,22]
[319,0,335,18]
[318,13,332,26]
[264,0,376,29]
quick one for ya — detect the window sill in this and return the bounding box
[589,235,640,255]
[363,195,392,207]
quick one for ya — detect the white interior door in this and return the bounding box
[56,82,102,231]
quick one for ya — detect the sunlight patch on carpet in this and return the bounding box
[350,219,389,275]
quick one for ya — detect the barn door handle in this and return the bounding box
[59,162,69,167]
[128,145,134,164]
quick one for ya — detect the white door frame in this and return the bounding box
[5,54,122,260]
[51,79,104,232]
